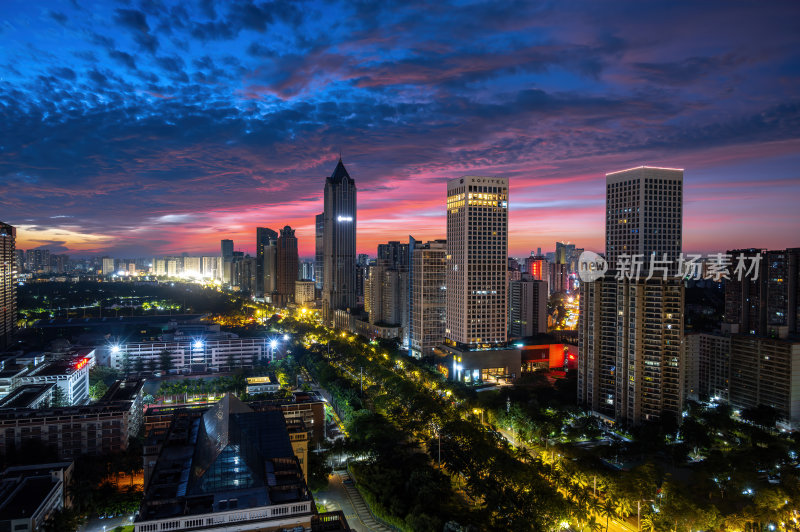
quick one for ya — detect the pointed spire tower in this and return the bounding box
[322,157,357,325]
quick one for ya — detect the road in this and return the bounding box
[79,514,134,532]
[315,470,393,532]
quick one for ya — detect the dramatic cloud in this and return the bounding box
[1,0,799,258]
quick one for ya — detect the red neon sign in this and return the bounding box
[74,358,89,370]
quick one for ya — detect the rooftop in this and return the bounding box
[0,384,55,409]
[101,379,145,403]
[141,394,309,522]
[0,475,59,521]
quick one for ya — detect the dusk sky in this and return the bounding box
[2,0,799,258]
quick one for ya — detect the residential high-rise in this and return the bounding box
[682,333,731,402]
[605,166,683,270]
[26,249,51,273]
[377,241,409,269]
[221,239,234,284]
[578,166,685,425]
[256,228,278,297]
[201,256,222,280]
[549,262,568,295]
[276,226,299,307]
[509,275,548,339]
[13,250,24,275]
[322,158,357,325]
[102,257,115,276]
[729,335,800,429]
[409,239,447,358]
[724,247,800,338]
[0,222,16,349]
[314,214,324,290]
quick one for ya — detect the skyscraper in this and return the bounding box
[409,238,447,358]
[256,228,278,298]
[442,176,517,384]
[322,158,357,325]
[276,226,299,307]
[445,176,509,348]
[578,166,685,425]
[0,222,16,349]
[314,214,324,290]
[221,239,234,285]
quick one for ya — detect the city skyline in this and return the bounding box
[2,1,799,257]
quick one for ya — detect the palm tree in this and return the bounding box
[614,497,633,519]
[598,499,615,531]
[640,513,657,532]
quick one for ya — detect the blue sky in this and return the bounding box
[1,0,799,257]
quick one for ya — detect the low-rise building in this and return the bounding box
[100,379,145,437]
[19,356,91,406]
[101,338,280,374]
[246,374,280,395]
[145,391,327,446]
[0,384,55,409]
[137,395,325,532]
[0,462,73,532]
[0,400,140,459]
[19,360,89,406]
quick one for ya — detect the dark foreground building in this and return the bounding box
[137,394,348,532]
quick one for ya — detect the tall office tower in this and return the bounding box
[0,222,16,348]
[605,166,684,270]
[256,227,278,297]
[322,158,357,325]
[276,226,299,306]
[445,176,509,348]
[724,247,800,338]
[221,239,234,284]
[578,166,685,425]
[509,275,548,339]
[357,254,369,267]
[314,214,324,290]
[409,239,447,358]
[102,257,115,276]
